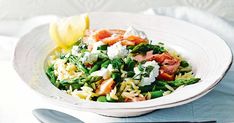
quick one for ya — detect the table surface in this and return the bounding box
[1,17,234,123]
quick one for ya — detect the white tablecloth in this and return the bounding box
[1,7,234,123]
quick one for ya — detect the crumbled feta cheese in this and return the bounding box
[124,26,147,39]
[107,64,114,72]
[107,42,128,59]
[80,52,98,65]
[140,61,160,86]
[90,64,114,79]
[133,66,141,80]
[91,41,105,53]
[71,46,80,56]
[133,61,160,86]
[90,68,111,79]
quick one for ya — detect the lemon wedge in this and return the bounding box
[49,14,89,48]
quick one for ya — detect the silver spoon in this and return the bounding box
[32,108,84,123]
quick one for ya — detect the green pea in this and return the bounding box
[111,58,124,70]
[46,65,57,84]
[97,96,107,102]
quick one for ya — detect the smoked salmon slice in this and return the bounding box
[93,29,112,41]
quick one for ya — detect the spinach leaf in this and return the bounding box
[139,82,169,93]
[126,71,135,77]
[46,65,57,86]
[180,60,189,67]
[127,45,135,50]
[138,63,144,71]
[142,65,154,77]
[131,43,165,54]
[111,58,124,70]
[111,71,122,83]
[124,58,136,71]
[97,45,108,50]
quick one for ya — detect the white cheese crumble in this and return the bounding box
[134,61,160,86]
[124,26,147,39]
[91,41,105,53]
[106,64,114,72]
[90,68,111,79]
[133,66,141,80]
[90,64,114,79]
[107,42,128,60]
[80,52,98,65]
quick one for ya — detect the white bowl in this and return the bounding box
[13,12,232,117]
